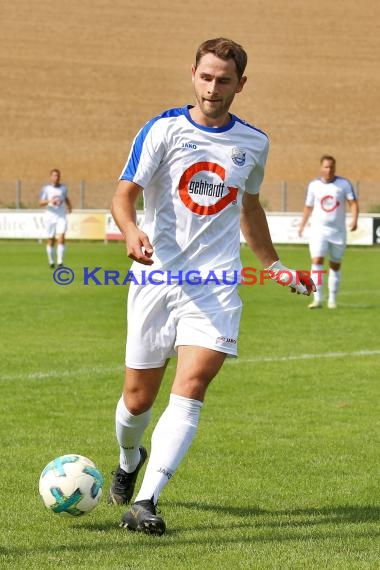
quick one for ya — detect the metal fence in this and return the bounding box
[0,179,379,213]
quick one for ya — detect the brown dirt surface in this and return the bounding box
[1,1,379,209]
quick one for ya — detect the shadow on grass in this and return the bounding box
[70,503,380,533]
[168,502,380,524]
[1,503,378,560]
[64,503,380,537]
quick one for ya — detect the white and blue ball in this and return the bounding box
[39,454,103,516]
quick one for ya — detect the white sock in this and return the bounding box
[57,244,65,264]
[46,245,54,264]
[328,268,341,303]
[135,394,203,504]
[115,397,151,473]
[311,263,324,303]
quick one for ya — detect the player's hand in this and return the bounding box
[298,226,304,237]
[266,260,316,296]
[349,221,358,231]
[124,227,154,265]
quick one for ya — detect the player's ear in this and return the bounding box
[236,75,247,93]
[191,64,196,82]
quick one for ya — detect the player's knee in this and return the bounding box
[173,376,210,402]
[123,390,154,415]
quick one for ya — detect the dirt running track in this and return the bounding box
[1,1,379,208]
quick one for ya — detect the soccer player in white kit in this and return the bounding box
[299,155,359,309]
[109,38,315,535]
[39,169,72,268]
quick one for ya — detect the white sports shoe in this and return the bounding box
[328,301,337,309]
[308,300,322,309]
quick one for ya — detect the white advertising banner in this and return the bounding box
[0,210,106,240]
[0,211,46,238]
[0,210,374,245]
[241,214,373,246]
[105,212,145,240]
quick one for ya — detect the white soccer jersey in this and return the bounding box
[120,105,269,276]
[305,176,356,242]
[40,184,68,217]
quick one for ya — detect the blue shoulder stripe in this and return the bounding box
[336,176,357,198]
[233,115,269,140]
[121,107,184,180]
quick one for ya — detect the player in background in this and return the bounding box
[298,155,359,309]
[109,37,315,536]
[39,169,72,268]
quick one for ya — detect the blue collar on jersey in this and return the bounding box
[319,176,337,184]
[183,105,236,133]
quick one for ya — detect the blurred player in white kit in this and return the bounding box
[39,169,72,268]
[299,155,359,309]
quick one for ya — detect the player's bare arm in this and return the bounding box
[111,180,154,265]
[65,197,73,214]
[241,193,315,295]
[298,205,313,236]
[240,192,279,268]
[348,199,359,231]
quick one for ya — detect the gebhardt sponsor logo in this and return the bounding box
[189,179,225,198]
[321,194,340,212]
[178,161,237,216]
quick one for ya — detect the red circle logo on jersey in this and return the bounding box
[321,195,340,212]
[178,162,237,216]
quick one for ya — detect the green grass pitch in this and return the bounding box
[0,240,379,569]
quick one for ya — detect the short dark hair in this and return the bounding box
[50,168,61,176]
[320,155,336,165]
[195,38,247,80]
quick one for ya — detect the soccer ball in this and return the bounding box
[39,454,104,517]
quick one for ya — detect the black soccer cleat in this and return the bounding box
[50,263,55,269]
[108,446,147,505]
[120,498,166,536]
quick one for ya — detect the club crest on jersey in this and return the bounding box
[231,147,246,166]
[178,161,237,216]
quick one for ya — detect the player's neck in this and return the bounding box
[321,176,335,184]
[189,106,231,128]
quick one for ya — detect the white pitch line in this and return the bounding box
[230,349,380,364]
[2,349,380,381]
[339,290,380,297]
[0,364,123,382]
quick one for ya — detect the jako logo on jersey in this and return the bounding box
[179,162,237,216]
[181,141,197,149]
[231,147,246,166]
[321,195,340,212]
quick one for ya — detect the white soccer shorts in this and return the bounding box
[309,236,345,262]
[125,280,242,369]
[45,214,67,238]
